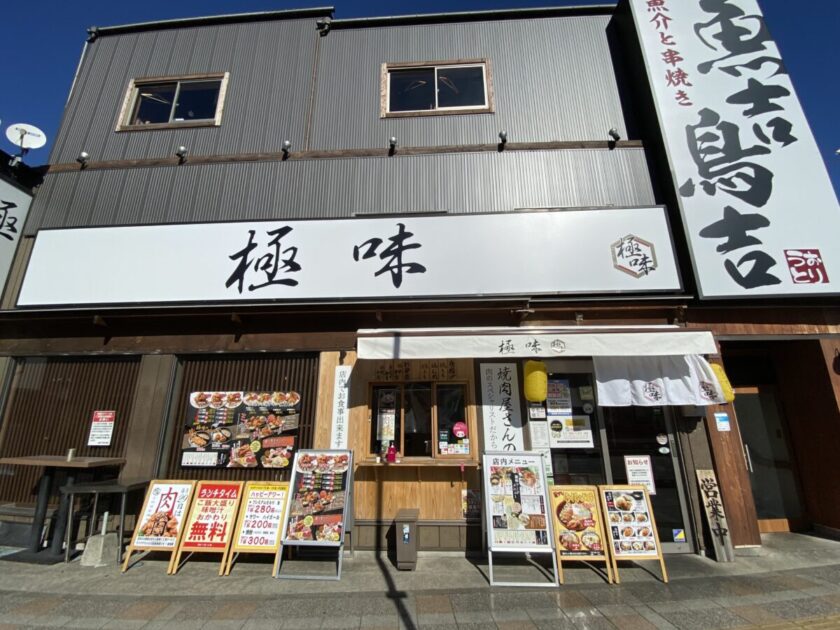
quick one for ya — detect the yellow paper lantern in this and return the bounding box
[710,363,735,403]
[523,360,548,402]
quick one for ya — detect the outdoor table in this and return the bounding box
[0,455,125,562]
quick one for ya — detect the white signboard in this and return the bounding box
[546,379,573,416]
[549,415,595,449]
[630,0,840,298]
[0,178,31,295]
[18,208,681,306]
[330,366,352,449]
[483,452,553,551]
[233,482,289,552]
[624,455,656,495]
[479,363,525,452]
[87,410,115,446]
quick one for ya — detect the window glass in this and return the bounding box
[436,66,485,109]
[436,384,468,455]
[132,83,177,124]
[389,68,435,112]
[173,81,221,121]
[404,383,432,457]
[371,386,400,455]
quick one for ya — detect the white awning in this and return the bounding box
[356,326,717,360]
[594,355,724,407]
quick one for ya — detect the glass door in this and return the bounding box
[734,386,805,532]
[601,406,694,553]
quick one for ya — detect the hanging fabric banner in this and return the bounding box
[594,355,724,407]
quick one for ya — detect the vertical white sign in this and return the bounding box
[624,455,657,495]
[479,363,524,452]
[87,410,116,446]
[330,366,352,449]
[0,179,31,295]
[629,0,840,298]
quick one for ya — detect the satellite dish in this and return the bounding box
[5,123,47,151]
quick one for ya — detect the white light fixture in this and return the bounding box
[282,140,292,157]
[389,136,397,149]
[608,128,621,141]
[175,146,188,162]
[498,131,508,144]
[76,151,90,165]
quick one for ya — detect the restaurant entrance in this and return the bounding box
[543,360,695,553]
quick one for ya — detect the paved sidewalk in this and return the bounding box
[1,534,840,629]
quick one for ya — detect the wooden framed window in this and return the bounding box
[369,382,471,459]
[380,59,494,118]
[116,72,230,131]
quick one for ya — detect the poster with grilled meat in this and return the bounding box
[482,452,553,552]
[281,450,353,547]
[130,481,195,550]
[180,390,300,468]
[549,486,608,559]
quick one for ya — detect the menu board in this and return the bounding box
[230,482,289,554]
[122,480,195,573]
[549,486,609,560]
[483,452,552,552]
[180,390,300,469]
[281,450,353,546]
[601,486,659,557]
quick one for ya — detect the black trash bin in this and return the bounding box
[395,508,419,570]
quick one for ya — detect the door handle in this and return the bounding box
[743,443,754,473]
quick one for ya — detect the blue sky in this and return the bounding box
[1,0,837,195]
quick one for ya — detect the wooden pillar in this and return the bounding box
[121,355,178,480]
[704,356,761,547]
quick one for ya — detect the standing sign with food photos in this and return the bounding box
[171,480,244,576]
[599,485,668,584]
[225,481,290,576]
[276,449,353,580]
[180,390,300,469]
[482,451,559,587]
[549,486,613,584]
[121,480,196,573]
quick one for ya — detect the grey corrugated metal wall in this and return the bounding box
[25,149,654,233]
[49,18,318,165]
[312,16,629,149]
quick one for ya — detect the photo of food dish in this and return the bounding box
[609,512,620,523]
[645,540,657,551]
[632,541,644,551]
[243,392,260,406]
[209,392,226,409]
[229,443,257,468]
[619,541,632,552]
[559,532,580,550]
[211,427,231,443]
[261,447,291,468]
[187,429,211,448]
[622,513,634,523]
[639,526,651,537]
[286,391,301,406]
[557,500,593,532]
[191,392,210,408]
[581,531,601,551]
[287,517,314,541]
[316,454,335,473]
[225,392,242,408]
[140,511,179,538]
[316,521,342,542]
[272,391,288,405]
[520,468,537,488]
[636,512,649,523]
[332,453,350,473]
[297,453,317,472]
[614,493,635,512]
[622,526,635,538]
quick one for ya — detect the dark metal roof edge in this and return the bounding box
[330,4,616,29]
[87,6,335,40]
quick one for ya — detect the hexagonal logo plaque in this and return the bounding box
[611,234,658,278]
